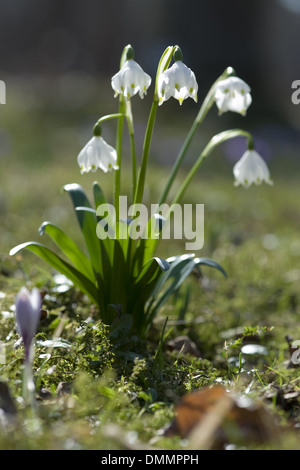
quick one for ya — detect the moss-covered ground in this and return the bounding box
[1,81,300,450]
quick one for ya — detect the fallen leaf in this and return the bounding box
[164,385,282,449]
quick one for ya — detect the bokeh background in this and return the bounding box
[0,0,300,262]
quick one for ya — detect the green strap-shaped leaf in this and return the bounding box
[76,206,115,288]
[93,181,107,208]
[153,256,170,272]
[146,254,227,324]
[39,221,95,282]
[130,256,170,333]
[9,241,100,305]
[135,216,164,270]
[110,239,127,308]
[193,256,227,278]
[149,254,194,300]
[135,256,170,286]
[64,183,102,275]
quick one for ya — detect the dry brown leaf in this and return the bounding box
[164,385,282,449]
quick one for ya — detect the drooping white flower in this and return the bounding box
[77,136,118,174]
[233,149,273,188]
[157,60,198,106]
[111,59,151,99]
[214,76,252,116]
[16,287,41,361]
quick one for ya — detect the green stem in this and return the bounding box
[133,46,177,207]
[157,118,199,206]
[22,354,37,416]
[114,99,126,223]
[95,113,124,128]
[113,46,133,221]
[124,99,137,201]
[171,129,253,206]
[158,66,236,205]
[134,99,159,205]
[129,131,137,200]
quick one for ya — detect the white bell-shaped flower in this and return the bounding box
[77,136,118,174]
[233,149,273,188]
[111,59,151,99]
[214,76,252,116]
[157,60,198,106]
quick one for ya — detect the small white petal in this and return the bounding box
[111,59,151,100]
[233,150,273,188]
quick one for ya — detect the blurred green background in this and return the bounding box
[0,0,300,280]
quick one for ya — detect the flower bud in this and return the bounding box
[16,287,41,362]
[93,123,102,137]
[125,45,134,61]
[173,46,183,62]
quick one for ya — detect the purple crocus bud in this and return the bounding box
[15,287,41,362]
